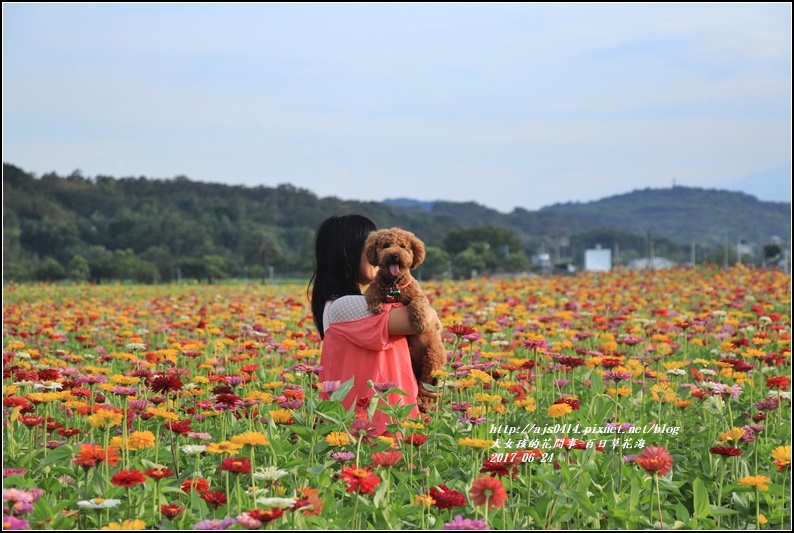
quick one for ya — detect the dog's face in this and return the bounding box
[364,228,426,279]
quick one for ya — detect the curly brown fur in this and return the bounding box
[363,228,445,411]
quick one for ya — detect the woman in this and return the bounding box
[309,214,439,435]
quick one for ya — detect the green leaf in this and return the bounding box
[38,444,74,471]
[693,477,710,519]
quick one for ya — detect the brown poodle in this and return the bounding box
[363,227,445,411]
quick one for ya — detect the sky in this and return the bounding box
[3,3,792,212]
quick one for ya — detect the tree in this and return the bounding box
[35,258,66,281]
[417,246,451,280]
[67,255,90,281]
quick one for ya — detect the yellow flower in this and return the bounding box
[193,376,210,384]
[206,441,243,455]
[758,514,768,525]
[430,369,449,378]
[401,421,425,430]
[771,445,791,466]
[324,432,351,447]
[128,430,156,450]
[649,383,677,403]
[231,431,270,447]
[744,348,766,358]
[607,386,634,397]
[3,385,20,397]
[414,494,436,507]
[245,391,274,403]
[458,437,495,448]
[738,475,771,491]
[547,403,573,418]
[268,409,294,424]
[469,406,487,418]
[515,398,537,412]
[474,393,503,404]
[378,435,397,448]
[492,403,506,415]
[468,369,492,383]
[718,427,747,443]
[101,519,146,530]
[86,410,124,430]
[147,407,178,421]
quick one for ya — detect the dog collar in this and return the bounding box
[376,278,412,297]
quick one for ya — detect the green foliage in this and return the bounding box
[3,163,789,283]
[34,258,66,281]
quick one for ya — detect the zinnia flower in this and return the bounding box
[340,465,381,494]
[231,431,270,447]
[635,445,673,476]
[443,515,489,530]
[218,457,252,474]
[710,446,742,457]
[771,445,791,472]
[149,374,183,394]
[371,450,403,467]
[73,444,121,468]
[547,403,573,417]
[324,432,351,447]
[469,476,507,510]
[405,434,428,447]
[161,504,185,518]
[110,469,146,488]
[101,519,146,530]
[429,485,468,509]
[738,475,771,491]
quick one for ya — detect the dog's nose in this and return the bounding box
[390,253,399,263]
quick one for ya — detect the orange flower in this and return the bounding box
[636,445,673,476]
[73,444,121,468]
[469,476,508,509]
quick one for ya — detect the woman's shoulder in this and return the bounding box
[328,295,371,324]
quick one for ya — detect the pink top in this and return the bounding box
[319,302,420,435]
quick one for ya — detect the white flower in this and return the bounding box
[700,369,717,376]
[255,497,297,509]
[253,466,289,481]
[15,352,31,359]
[13,381,35,387]
[759,316,773,325]
[768,390,792,400]
[125,343,146,352]
[180,444,206,455]
[703,395,725,414]
[34,382,63,390]
[77,498,122,509]
[666,369,686,376]
[711,310,727,318]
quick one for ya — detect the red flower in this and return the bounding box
[636,445,673,476]
[161,504,185,518]
[200,490,227,509]
[429,485,467,509]
[480,460,517,478]
[447,325,477,337]
[553,397,581,411]
[766,376,790,390]
[339,465,381,494]
[18,416,45,428]
[182,478,210,494]
[73,444,121,469]
[57,427,81,438]
[149,374,183,394]
[371,450,403,467]
[710,446,742,457]
[249,509,284,522]
[469,476,508,509]
[166,419,192,435]
[405,434,427,447]
[145,467,175,480]
[218,457,252,474]
[110,469,146,488]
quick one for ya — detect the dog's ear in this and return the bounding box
[364,231,382,266]
[410,233,426,268]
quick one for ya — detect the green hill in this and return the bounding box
[3,162,789,282]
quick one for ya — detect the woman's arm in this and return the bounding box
[387,305,440,336]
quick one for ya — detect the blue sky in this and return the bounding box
[3,3,791,212]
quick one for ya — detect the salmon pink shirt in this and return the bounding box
[319,296,420,435]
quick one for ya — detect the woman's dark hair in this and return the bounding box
[308,214,377,338]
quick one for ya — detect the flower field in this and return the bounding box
[2,265,791,530]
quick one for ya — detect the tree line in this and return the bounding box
[3,163,787,283]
